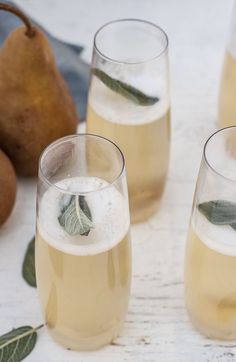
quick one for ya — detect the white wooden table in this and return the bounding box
[1,0,235,360]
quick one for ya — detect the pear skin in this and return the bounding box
[0,26,78,176]
[0,149,16,225]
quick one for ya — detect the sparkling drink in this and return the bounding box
[87,20,170,223]
[87,76,170,222]
[219,4,236,128]
[185,214,236,339]
[35,134,131,350]
[184,127,236,340]
[219,51,236,127]
[36,177,131,350]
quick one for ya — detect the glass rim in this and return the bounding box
[203,126,236,183]
[94,18,169,65]
[39,133,125,195]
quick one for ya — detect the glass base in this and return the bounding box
[46,322,124,351]
[130,197,161,224]
[187,309,236,341]
[129,177,166,223]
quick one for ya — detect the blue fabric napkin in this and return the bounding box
[0,1,90,120]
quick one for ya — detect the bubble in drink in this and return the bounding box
[219,50,236,128]
[36,176,131,350]
[185,211,236,340]
[87,74,170,223]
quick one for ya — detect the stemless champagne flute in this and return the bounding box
[185,127,236,340]
[35,134,131,350]
[86,19,170,223]
[219,2,236,127]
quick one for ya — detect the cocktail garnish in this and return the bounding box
[58,195,93,236]
[93,68,159,106]
[198,200,236,230]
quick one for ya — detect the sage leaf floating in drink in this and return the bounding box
[198,200,236,230]
[22,237,36,287]
[0,324,44,362]
[58,195,93,236]
[93,68,159,106]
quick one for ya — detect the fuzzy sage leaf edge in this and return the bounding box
[0,324,44,362]
[58,195,93,236]
[22,237,36,288]
[198,200,236,231]
[93,68,159,106]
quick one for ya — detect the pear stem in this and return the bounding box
[0,3,35,38]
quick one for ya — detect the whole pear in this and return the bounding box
[0,149,16,226]
[0,14,78,176]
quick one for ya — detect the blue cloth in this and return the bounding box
[0,2,89,120]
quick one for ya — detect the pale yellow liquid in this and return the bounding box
[87,105,170,223]
[185,225,236,339]
[36,231,131,350]
[219,51,236,128]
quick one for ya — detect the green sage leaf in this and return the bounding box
[198,200,236,231]
[22,238,36,288]
[0,324,43,362]
[58,195,93,236]
[93,68,159,106]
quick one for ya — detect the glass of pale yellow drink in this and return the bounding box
[219,50,236,127]
[35,134,131,350]
[219,4,236,127]
[86,19,170,223]
[185,126,236,340]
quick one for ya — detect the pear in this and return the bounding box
[0,4,78,176]
[0,149,16,226]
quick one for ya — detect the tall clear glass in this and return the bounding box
[35,134,131,350]
[86,19,170,223]
[185,126,236,340]
[219,2,236,127]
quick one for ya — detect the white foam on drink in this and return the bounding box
[37,177,130,256]
[89,74,169,126]
[192,210,236,256]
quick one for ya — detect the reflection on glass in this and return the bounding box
[35,134,131,350]
[185,126,236,340]
[87,19,170,223]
